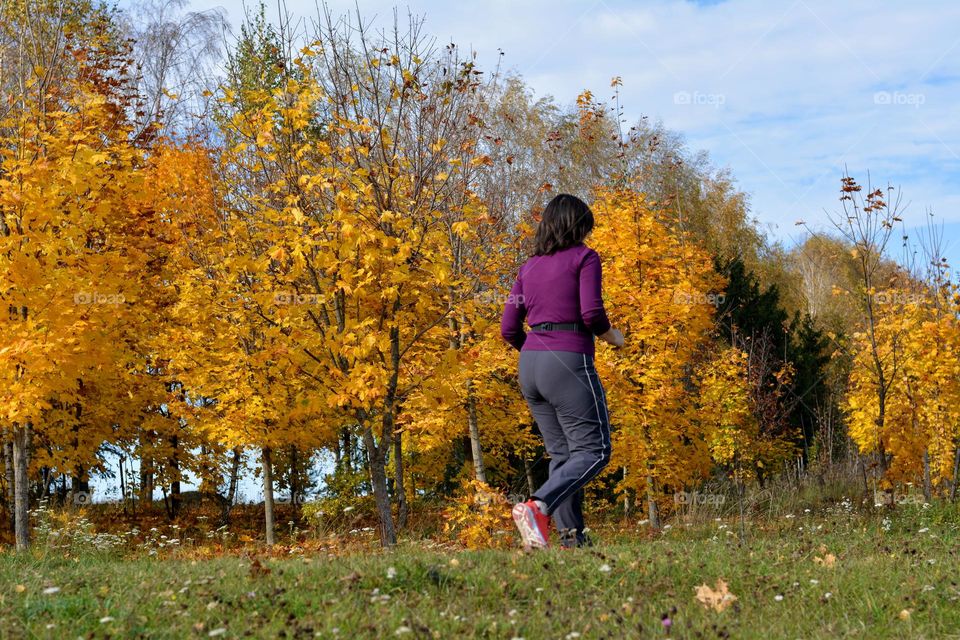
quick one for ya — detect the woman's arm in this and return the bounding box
[598,326,625,348]
[579,250,611,335]
[500,274,527,351]
[580,249,624,348]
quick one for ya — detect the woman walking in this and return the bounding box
[500,193,624,549]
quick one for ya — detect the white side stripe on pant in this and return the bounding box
[545,354,610,512]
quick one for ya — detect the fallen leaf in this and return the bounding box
[695,579,737,612]
[249,558,271,578]
[813,553,837,568]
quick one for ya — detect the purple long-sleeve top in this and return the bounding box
[499,242,612,356]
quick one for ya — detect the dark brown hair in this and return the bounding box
[533,193,594,256]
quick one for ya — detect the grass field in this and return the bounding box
[1,500,958,639]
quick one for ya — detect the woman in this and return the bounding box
[500,193,624,549]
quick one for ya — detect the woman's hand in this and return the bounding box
[599,327,624,348]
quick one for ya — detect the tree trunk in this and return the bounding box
[449,313,486,484]
[169,435,181,518]
[198,445,219,497]
[857,449,869,498]
[623,466,630,519]
[465,379,486,483]
[12,424,31,551]
[290,444,300,507]
[524,457,536,497]
[951,443,960,502]
[71,472,90,507]
[737,476,747,543]
[262,446,275,546]
[366,324,401,546]
[118,455,127,512]
[876,393,889,475]
[339,428,352,471]
[161,485,170,517]
[922,448,933,502]
[139,454,154,504]
[645,474,660,530]
[363,429,396,546]
[393,428,408,529]
[227,447,241,505]
[4,435,14,533]
[40,467,54,500]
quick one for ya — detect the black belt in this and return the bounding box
[530,321,589,333]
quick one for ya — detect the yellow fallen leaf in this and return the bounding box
[814,553,837,568]
[15,585,26,593]
[899,609,912,621]
[695,578,738,612]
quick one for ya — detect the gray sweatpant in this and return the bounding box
[519,349,612,539]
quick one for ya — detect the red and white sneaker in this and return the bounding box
[512,500,550,549]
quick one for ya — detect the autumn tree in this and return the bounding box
[844,279,960,497]
[588,182,723,528]
[0,1,170,548]
[799,174,909,490]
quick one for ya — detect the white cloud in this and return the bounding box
[172,0,960,260]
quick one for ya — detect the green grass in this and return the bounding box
[1,504,959,639]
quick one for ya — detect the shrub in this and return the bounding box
[441,479,515,550]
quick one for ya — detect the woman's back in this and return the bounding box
[500,241,611,357]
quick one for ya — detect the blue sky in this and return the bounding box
[166,0,960,269]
